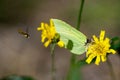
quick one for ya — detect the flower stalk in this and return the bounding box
[37,19,64,80]
[71,0,85,65]
[50,43,56,80]
[71,0,85,67]
[76,0,85,30]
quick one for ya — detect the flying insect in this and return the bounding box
[18,27,30,38]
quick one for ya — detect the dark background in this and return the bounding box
[0,0,119,80]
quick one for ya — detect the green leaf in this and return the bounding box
[111,37,120,55]
[52,19,87,55]
[77,59,88,67]
[0,75,34,80]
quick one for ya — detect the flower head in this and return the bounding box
[37,19,64,47]
[86,30,116,65]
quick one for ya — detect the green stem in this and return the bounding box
[50,44,56,80]
[76,0,85,30]
[66,0,85,80]
[71,0,85,65]
[71,0,85,66]
[107,58,116,80]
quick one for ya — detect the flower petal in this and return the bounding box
[95,55,100,65]
[50,19,54,26]
[101,55,106,62]
[107,49,116,54]
[44,40,51,47]
[41,35,46,42]
[99,30,105,41]
[93,35,99,43]
[86,50,91,57]
[57,40,64,47]
[37,23,44,30]
[86,54,96,64]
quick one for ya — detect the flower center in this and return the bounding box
[91,42,107,55]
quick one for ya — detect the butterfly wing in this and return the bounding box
[52,19,87,55]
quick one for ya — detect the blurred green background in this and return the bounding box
[0,0,119,80]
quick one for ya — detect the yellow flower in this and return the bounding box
[37,19,64,47]
[57,40,65,47]
[86,30,116,65]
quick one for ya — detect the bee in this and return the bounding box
[18,27,30,38]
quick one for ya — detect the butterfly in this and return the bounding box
[52,19,87,55]
[18,27,30,38]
